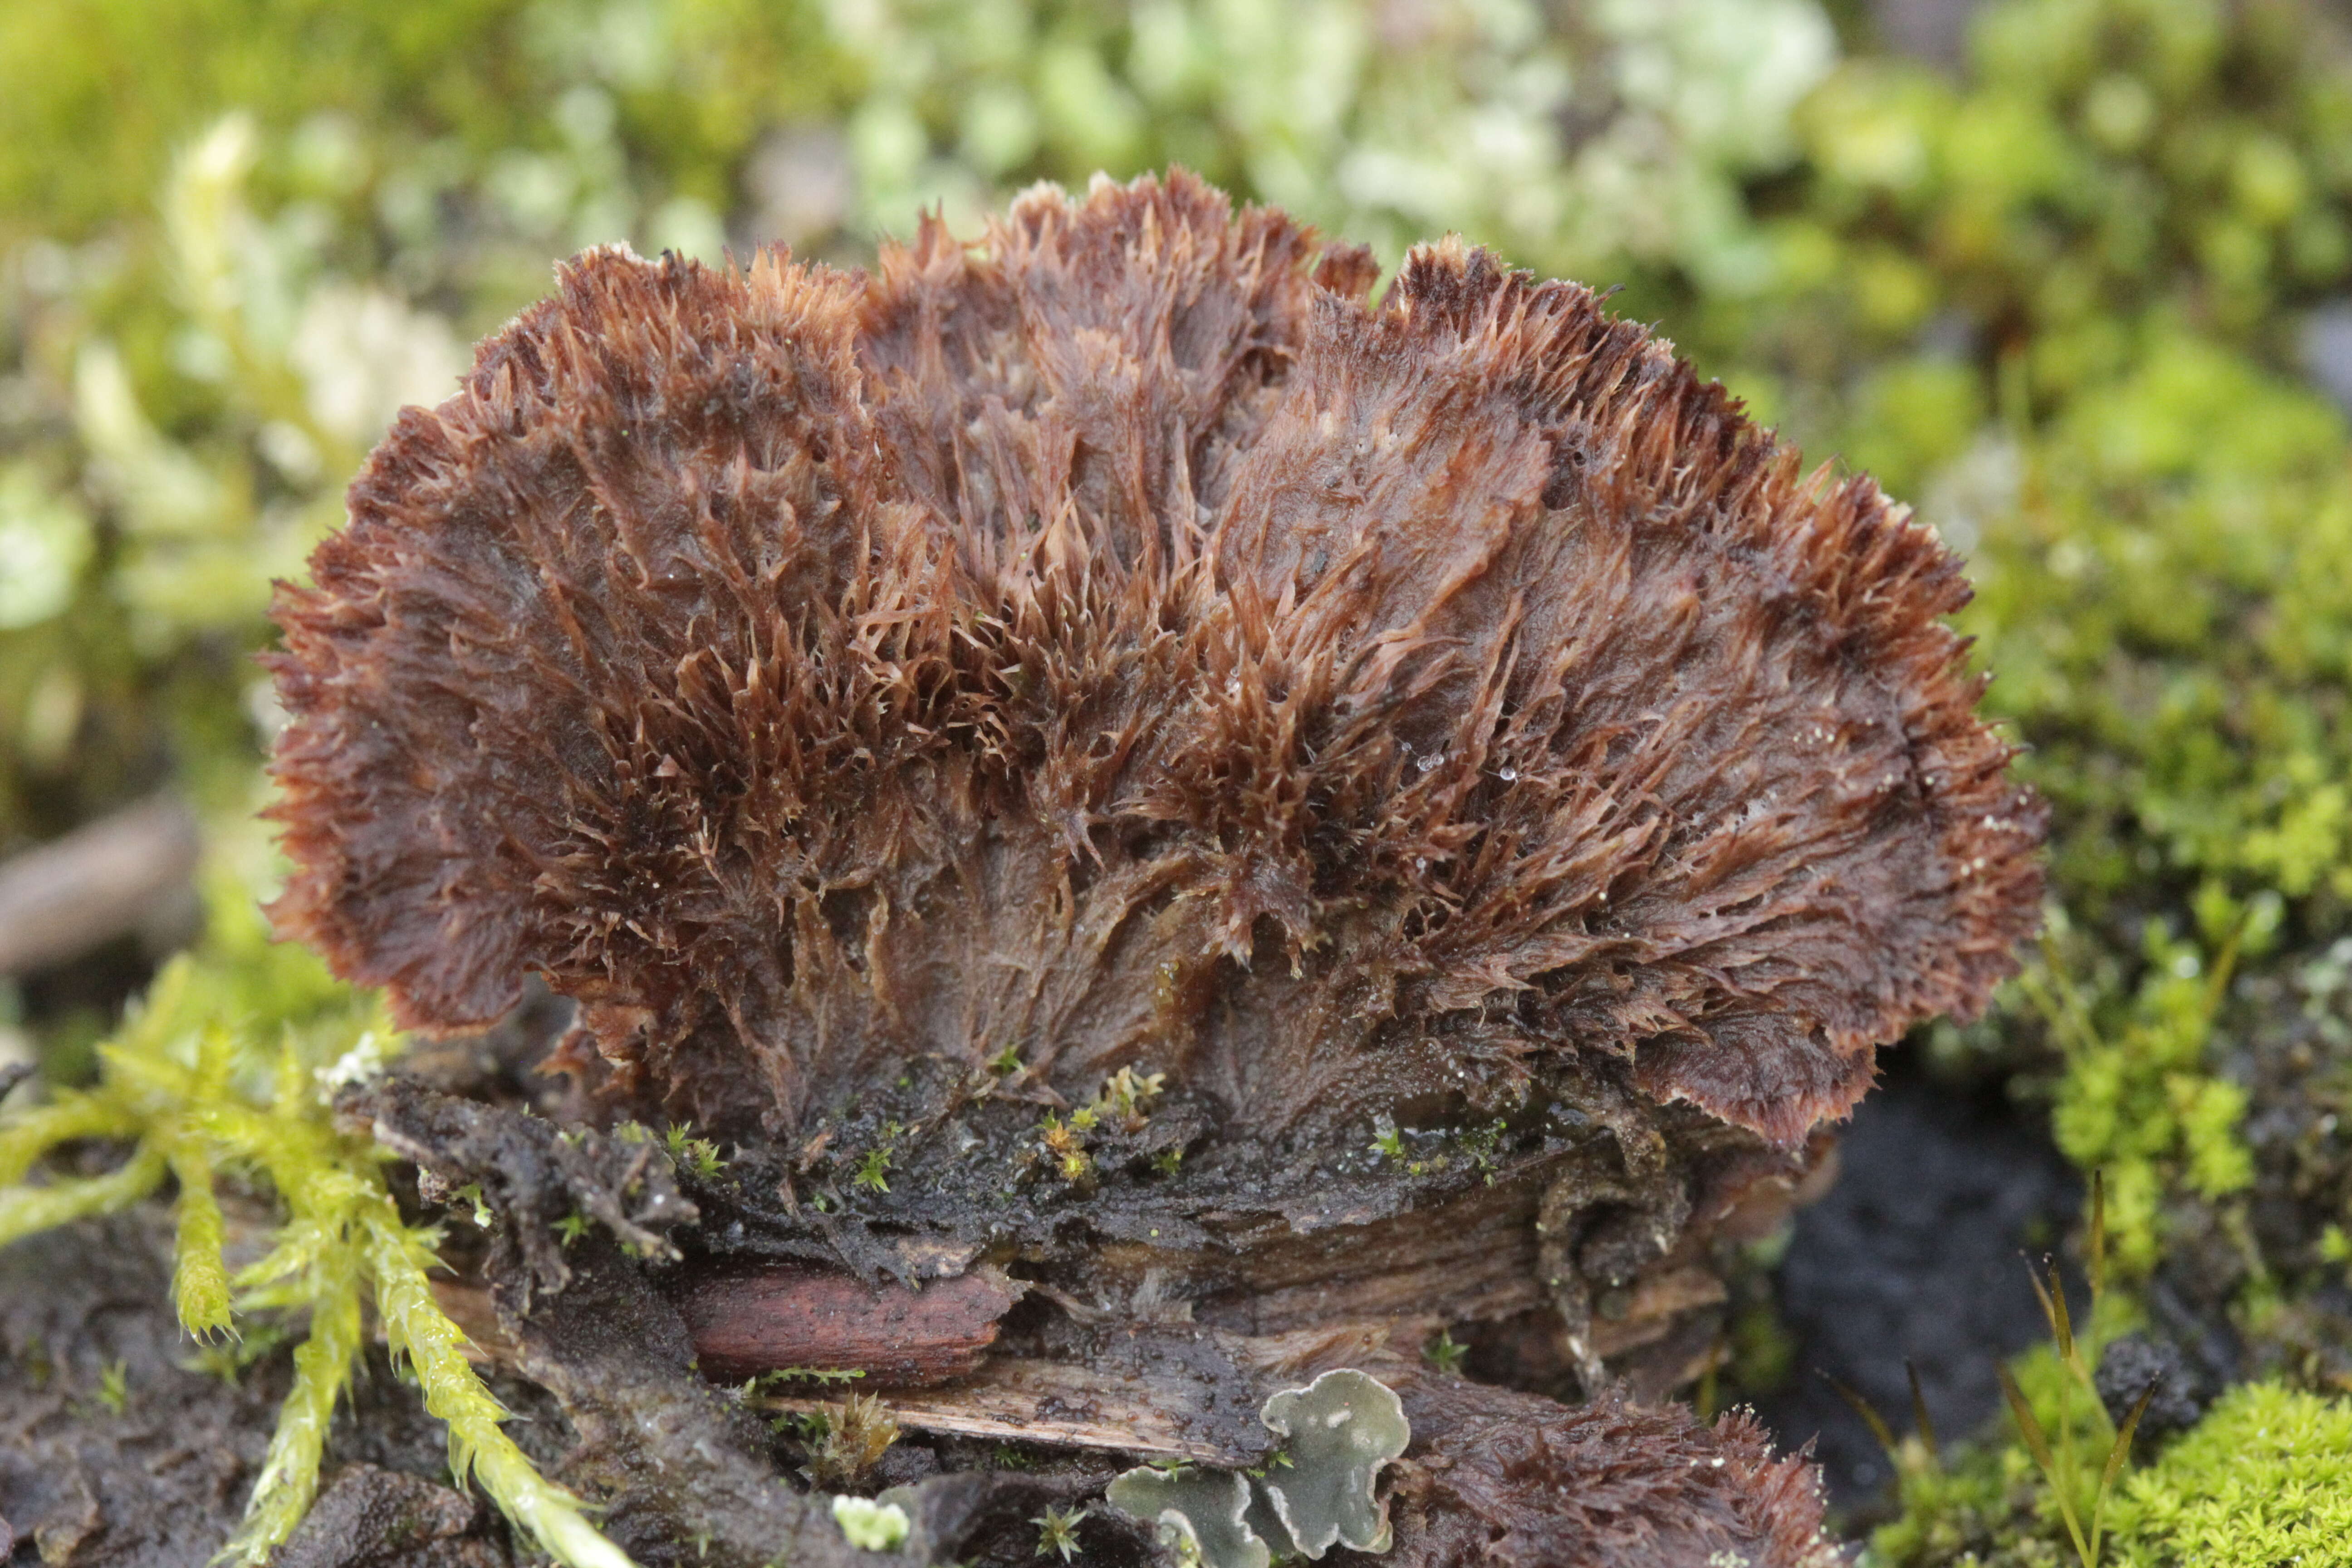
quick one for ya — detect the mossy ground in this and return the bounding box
[6,0,2352,1562]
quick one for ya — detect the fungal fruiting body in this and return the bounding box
[268,171,2038,1152]
[266,170,2041,1567]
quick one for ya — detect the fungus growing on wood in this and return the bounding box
[267,171,2038,1151]
[265,169,2041,1566]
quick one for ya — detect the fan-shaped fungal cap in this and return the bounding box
[266,170,2042,1148]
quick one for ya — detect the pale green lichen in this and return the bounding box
[1108,1369,1408,1567]
[831,1494,910,1552]
[1258,1370,1409,1558]
[1105,1467,1265,1568]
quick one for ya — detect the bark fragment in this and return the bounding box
[674,1266,1018,1385]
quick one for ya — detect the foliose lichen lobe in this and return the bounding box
[266,169,2042,1149]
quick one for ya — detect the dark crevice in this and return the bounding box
[1752,1047,2082,1512]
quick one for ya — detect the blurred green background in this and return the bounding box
[6,0,2352,1560]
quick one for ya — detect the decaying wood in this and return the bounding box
[0,794,198,976]
[758,1352,1262,1463]
[372,1052,1834,1566]
[674,1264,1019,1383]
[755,1314,1838,1568]
[736,1262,1730,1465]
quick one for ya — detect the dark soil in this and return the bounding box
[0,1207,570,1568]
[1753,1052,2082,1509]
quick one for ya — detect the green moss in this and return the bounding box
[2107,1382,2352,1567]
[1751,0,2352,1328]
[0,0,848,248]
[1963,335,2352,926]
[0,859,635,1568]
[2024,923,2254,1274]
[0,2,853,848]
[0,0,526,244]
[820,0,1833,287]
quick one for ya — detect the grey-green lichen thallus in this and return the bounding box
[1109,1368,1411,1566]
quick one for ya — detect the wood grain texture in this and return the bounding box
[673,1265,1019,1384]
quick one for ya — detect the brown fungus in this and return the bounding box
[263,169,2041,1568]
[266,169,2040,1153]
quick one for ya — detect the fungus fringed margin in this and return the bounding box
[266,169,2040,1152]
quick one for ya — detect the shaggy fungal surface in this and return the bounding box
[256,170,2045,1565]
[267,170,2039,1150]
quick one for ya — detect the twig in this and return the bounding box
[0,794,200,976]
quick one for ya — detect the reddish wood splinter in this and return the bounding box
[674,1266,1021,1385]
